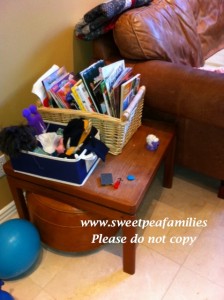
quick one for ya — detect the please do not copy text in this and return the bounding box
[91,234,197,246]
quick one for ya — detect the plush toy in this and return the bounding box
[63,118,92,155]
[22,105,46,135]
[0,125,37,158]
[63,118,109,161]
[55,137,65,154]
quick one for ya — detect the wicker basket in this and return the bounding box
[38,86,145,155]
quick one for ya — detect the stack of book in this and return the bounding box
[33,60,141,119]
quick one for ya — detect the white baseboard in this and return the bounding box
[0,201,17,223]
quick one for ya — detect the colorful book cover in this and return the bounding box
[79,60,105,113]
[75,81,97,112]
[101,60,125,95]
[55,77,77,108]
[50,73,79,108]
[100,80,113,116]
[111,67,133,117]
[101,60,125,116]
[120,74,141,117]
[70,80,85,111]
[42,66,67,106]
[49,73,72,108]
[92,80,108,114]
[32,64,59,107]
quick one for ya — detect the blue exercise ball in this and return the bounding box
[0,219,41,280]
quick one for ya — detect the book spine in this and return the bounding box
[76,82,96,112]
[100,81,113,116]
[120,75,140,117]
[81,79,100,113]
[79,59,105,113]
[48,90,64,108]
[71,86,86,111]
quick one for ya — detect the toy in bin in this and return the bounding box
[0,125,37,158]
[36,118,108,161]
[22,104,47,135]
[61,118,108,161]
[0,108,109,185]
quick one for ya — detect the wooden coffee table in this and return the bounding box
[4,120,175,275]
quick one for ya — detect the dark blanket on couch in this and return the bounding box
[75,0,152,41]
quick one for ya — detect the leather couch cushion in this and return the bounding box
[113,0,203,66]
[190,0,224,60]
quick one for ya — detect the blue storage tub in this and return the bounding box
[10,122,100,186]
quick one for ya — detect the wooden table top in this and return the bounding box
[4,121,175,215]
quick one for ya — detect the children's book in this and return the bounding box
[71,80,87,111]
[49,73,73,108]
[42,66,68,106]
[101,60,125,116]
[56,77,77,108]
[31,64,59,106]
[119,74,141,117]
[111,67,133,117]
[32,60,140,116]
[100,80,113,116]
[79,60,105,113]
[50,73,80,108]
[75,81,97,112]
[92,80,108,114]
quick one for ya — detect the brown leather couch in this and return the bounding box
[91,0,224,198]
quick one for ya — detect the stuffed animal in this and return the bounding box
[22,104,46,135]
[63,118,92,155]
[0,125,37,158]
[62,118,109,161]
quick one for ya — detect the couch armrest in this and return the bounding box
[133,60,224,128]
[92,32,121,63]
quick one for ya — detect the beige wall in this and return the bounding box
[0,0,102,209]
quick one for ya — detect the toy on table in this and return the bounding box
[101,173,113,186]
[114,178,122,189]
[22,104,46,135]
[146,134,160,151]
[127,174,135,181]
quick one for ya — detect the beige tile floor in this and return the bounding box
[3,166,224,300]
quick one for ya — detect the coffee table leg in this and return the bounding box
[122,216,136,275]
[163,135,176,188]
